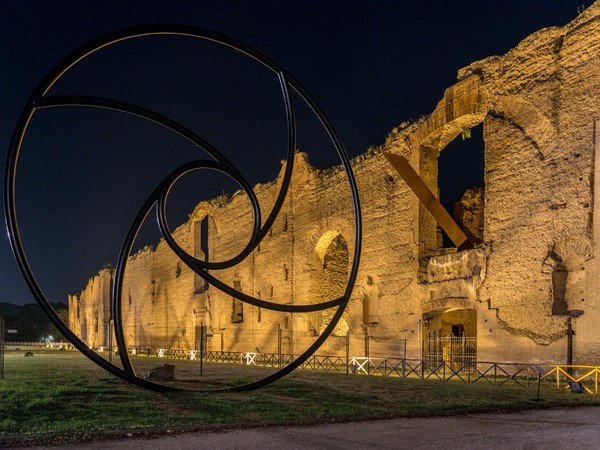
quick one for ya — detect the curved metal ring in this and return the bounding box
[4,25,363,392]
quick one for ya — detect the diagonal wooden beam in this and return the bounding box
[383,152,472,250]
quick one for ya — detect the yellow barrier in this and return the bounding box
[541,365,600,395]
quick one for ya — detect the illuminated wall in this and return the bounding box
[70,3,600,364]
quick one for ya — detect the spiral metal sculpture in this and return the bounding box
[4,26,362,392]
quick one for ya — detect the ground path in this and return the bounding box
[18,406,600,449]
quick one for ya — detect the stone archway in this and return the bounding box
[308,231,349,336]
[423,307,477,367]
[547,237,592,316]
[385,75,556,260]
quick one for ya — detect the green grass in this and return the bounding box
[1,349,600,444]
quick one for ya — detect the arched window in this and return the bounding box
[551,262,568,315]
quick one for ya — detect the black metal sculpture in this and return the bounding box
[4,26,362,391]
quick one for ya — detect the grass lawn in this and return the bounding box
[1,349,599,445]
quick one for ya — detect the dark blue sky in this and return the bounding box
[1,1,586,306]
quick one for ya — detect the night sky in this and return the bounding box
[1,1,586,306]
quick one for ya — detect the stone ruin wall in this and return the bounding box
[474,4,600,360]
[68,268,112,349]
[70,3,600,364]
[70,147,422,358]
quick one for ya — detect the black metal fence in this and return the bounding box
[0,316,4,380]
[424,336,477,370]
[2,321,63,344]
[1,330,596,395]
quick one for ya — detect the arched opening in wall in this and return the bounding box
[193,214,216,294]
[362,293,370,325]
[362,275,379,326]
[308,231,349,337]
[422,308,477,367]
[551,262,568,315]
[438,124,485,248]
[231,280,244,324]
[80,313,88,342]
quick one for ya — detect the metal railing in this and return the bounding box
[541,365,600,394]
[0,317,4,380]
[424,336,477,370]
[5,336,600,395]
[138,348,600,395]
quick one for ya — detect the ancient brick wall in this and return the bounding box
[68,267,112,349]
[473,6,600,354]
[70,3,600,365]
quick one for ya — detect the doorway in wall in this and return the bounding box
[423,308,477,368]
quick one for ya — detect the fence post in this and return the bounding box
[443,355,446,380]
[345,332,350,375]
[277,324,282,370]
[108,319,114,363]
[0,316,4,380]
[366,332,370,375]
[468,346,471,383]
[402,338,406,378]
[199,324,206,376]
